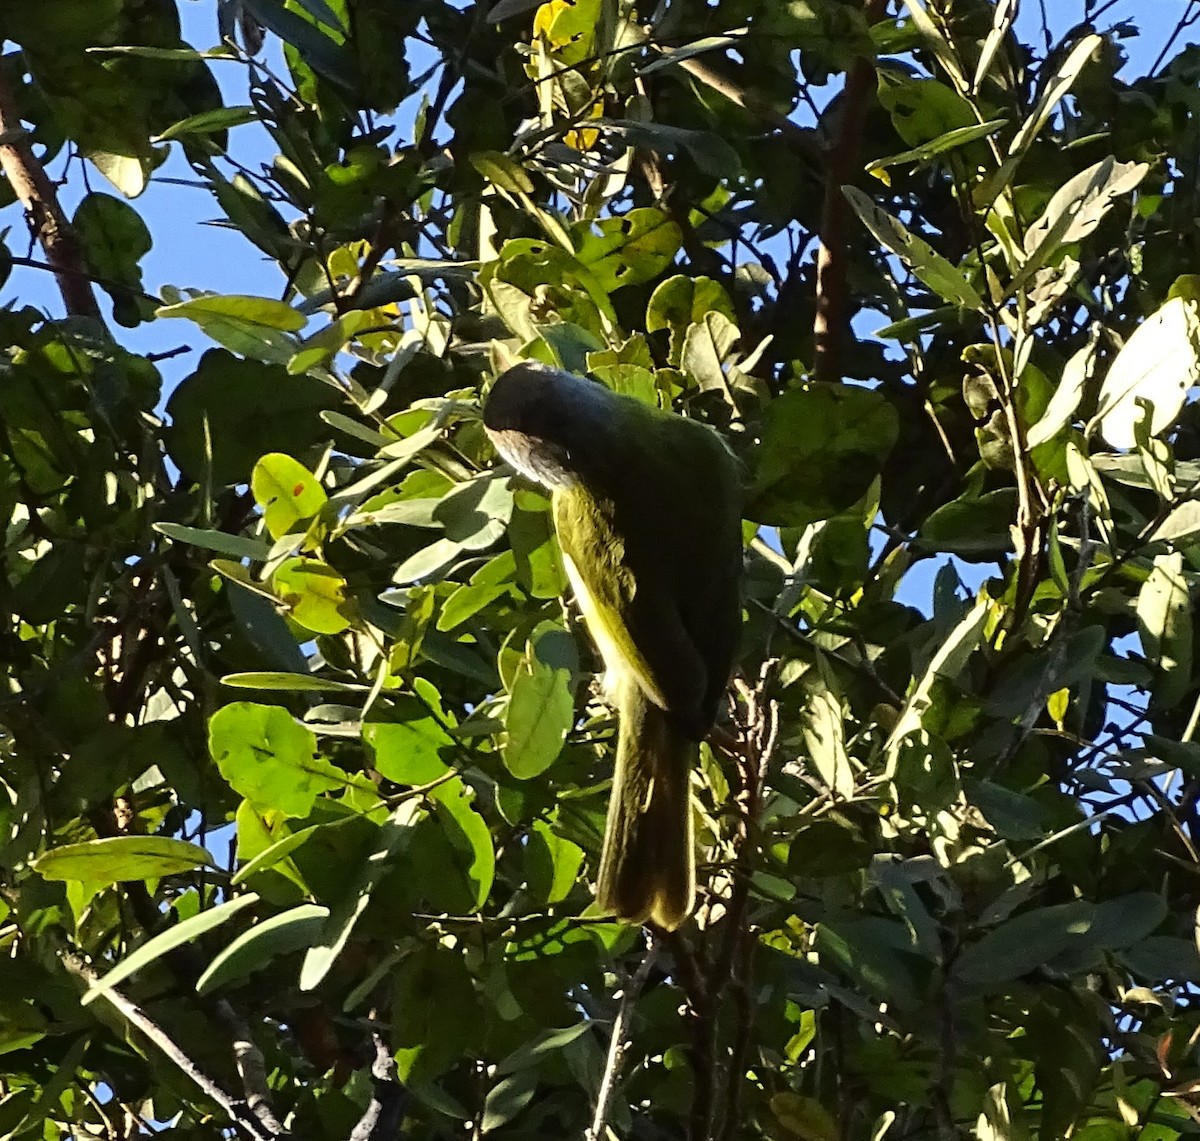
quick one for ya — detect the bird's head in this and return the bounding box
[483,362,613,488]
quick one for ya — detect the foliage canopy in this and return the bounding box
[3,1,1200,1138]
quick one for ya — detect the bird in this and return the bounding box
[483,361,742,929]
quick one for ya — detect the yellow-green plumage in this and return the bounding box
[484,362,742,929]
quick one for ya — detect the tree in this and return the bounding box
[2,0,1200,1137]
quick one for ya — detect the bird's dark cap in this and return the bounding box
[483,361,608,436]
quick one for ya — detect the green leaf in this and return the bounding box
[967,780,1049,841]
[222,672,366,692]
[300,801,420,990]
[165,350,338,485]
[503,628,576,779]
[843,185,983,310]
[1118,936,1200,982]
[1008,35,1102,158]
[469,150,534,194]
[865,119,1006,174]
[892,729,958,813]
[88,151,149,198]
[1020,157,1147,277]
[952,901,1097,990]
[919,489,1019,557]
[83,894,260,1007]
[232,824,322,884]
[1026,340,1094,447]
[1087,893,1167,950]
[526,819,585,904]
[34,837,214,886]
[1097,297,1200,450]
[482,1071,538,1132]
[209,702,348,817]
[240,0,355,88]
[392,537,465,585]
[788,816,873,878]
[251,452,328,539]
[596,119,740,178]
[427,778,495,909]
[770,1093,838,1141]
[363,701,454,784]
[434,472,514,549]
[154,523,273,560]
[156,105,259,141]
[885,595,990,767]
[74,192,150,324]
[681,311,739,395]
[494,1021,591,1075]
[271,557,353,634]
[801,684,853,798]
[157,293,306,331]
[1136,551,1193,705]
[573,207,682,291]
[876,72,975,149]
[1155,498,1200,547]
[509,508,567,600]
[816,918,921,1008]
[392,944,479,1082]
[438,551,518,631]
[747,385,899,527]
[196,903,329,994]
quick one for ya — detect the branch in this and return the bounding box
[812,0,891,384]
[60,953,273,1141]
[661,929,716,1141]
[0,67,102,321]
[214,998,288,1137]
[349,1021,410,1141]
[716,667,778,1141]
[87,808,286,1138]
[585,935,659,1141]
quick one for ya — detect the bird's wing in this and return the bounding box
[553,485,708,733]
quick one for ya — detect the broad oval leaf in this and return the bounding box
[952,900,1097,990]
[747,385,899,527]
[503,630,576,779]
[363,701,455,784]
[572,207,682,291]
[271,557,353,634]
[1097,297,1200,450]
[428,778,495,910]
[209,702,349,817]
[251,452,328,539]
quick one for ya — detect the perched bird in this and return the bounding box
[484,361,742,929]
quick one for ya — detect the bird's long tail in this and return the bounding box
[596,681,696,930]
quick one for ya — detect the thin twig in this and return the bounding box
[585,935,659,1141]
[60,953,273,1141]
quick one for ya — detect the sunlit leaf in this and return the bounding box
[1097,298,1200,450]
